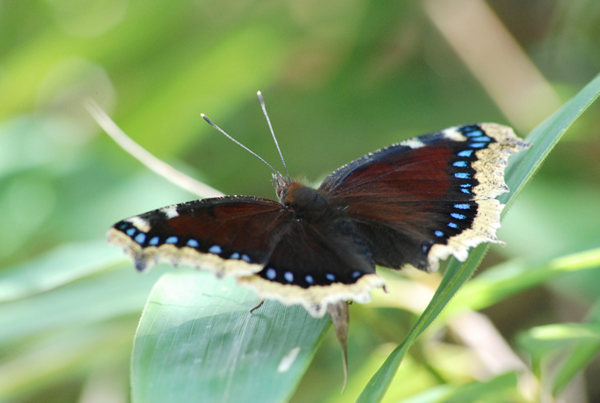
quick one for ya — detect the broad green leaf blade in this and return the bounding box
[358,73,600,402]
[131,271,329,403]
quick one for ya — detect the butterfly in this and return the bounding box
[107,94,528,383]
[108,115,527,318]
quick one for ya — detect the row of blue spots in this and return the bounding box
[264,267,346,285]
[205,245,253,263]
[433,203,473,239]
[120,223,158,247]
[453,128,492,182]
[468,131,491,149]
[228,251,252,262]
[120,222,212,252]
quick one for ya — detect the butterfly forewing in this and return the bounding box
[319,123,528,271]
[108,196,288,276]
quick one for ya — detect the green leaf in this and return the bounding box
[516,299,600,396]
[131,271,329,403]
[401,371,520,403]
[0,260,164,345]
[358,73,600,402]
[0,240,124,302]
[444,247,600,317]
[551,300,600,395]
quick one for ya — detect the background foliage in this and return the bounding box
[1,1,599,402]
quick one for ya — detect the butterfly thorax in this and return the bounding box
[280,182,330,221]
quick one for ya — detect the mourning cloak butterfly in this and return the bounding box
[108,119,528,318]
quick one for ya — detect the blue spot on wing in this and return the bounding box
[208,245,222,254]
[134,233,146,244]
[464,129,483,137]
[165,236,178,244]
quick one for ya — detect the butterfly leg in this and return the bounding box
[249,299,265,314]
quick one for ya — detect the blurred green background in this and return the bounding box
[1,1,599,402]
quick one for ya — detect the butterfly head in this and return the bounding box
[277,180,330,220]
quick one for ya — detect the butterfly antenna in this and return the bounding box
[201,113,283,177]
[257,91,290,178]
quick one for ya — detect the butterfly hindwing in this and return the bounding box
[239,213,384,316]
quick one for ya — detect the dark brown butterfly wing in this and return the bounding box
[108,196,286,276]
[108,196,384,316]
[319,123,528,271]
[239,212,384,316]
